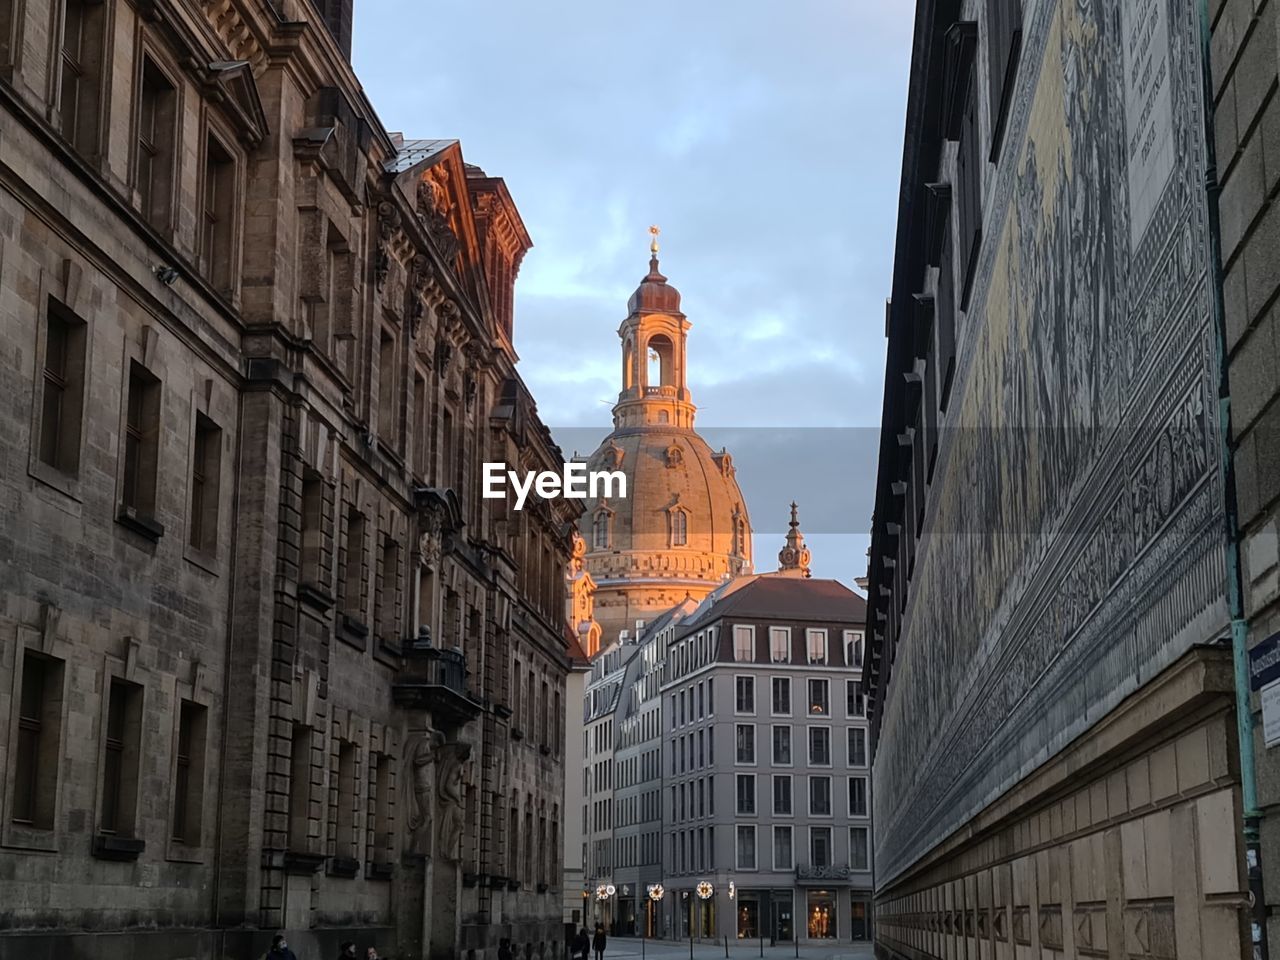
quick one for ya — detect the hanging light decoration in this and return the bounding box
[696,881,714,900]
[648,883,666,902]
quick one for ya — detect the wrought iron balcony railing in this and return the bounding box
[795,863,853,885]
[392,630,481,726]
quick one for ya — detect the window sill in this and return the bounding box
[3,822,58,852]
[165,840,206,864]
[283,850,326,875]
[494,703,513,720]
[511,728,524,741]
[539,744,552,756]
[117,505,165,541]
[29,458,82,502]
[299,581,335,612]
[185,544,221,576]
[366,861,394,881]
[327,856,360,878]
[337,614,369,651]
[92,834,145,861]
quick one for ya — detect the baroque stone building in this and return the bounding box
[576,240,753,649]
[0,1,577,958]
[867,1,1254,958]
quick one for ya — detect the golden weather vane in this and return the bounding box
[649,224,660,255]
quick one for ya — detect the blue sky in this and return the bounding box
[352,2,914,585]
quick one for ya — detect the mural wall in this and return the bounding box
[873,0,1225,884]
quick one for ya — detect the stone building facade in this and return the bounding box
[866,0,1252,958]
[1211,0,1280,953]
[0,1,577,958]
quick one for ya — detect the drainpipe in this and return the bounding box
[1197,2,1269,957]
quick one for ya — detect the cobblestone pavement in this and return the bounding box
[596,936,874,960]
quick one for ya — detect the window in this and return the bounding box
[733,625,755,662]
[38,301,87,475]
[843,630,864,668]
[592,509,610,550]
[188,414,222,553]
[846,680,865,718]
[370,752,392,867]
[810,827,832,868]
[772,774,792,816]
[736,774,756,815]
[735,824,757,870]
[809,776,831,816]
[100,679,143,838]
[378,327,398,443]
[771,677,791,715]
[121,361,161,519]
[288,725,312,850]
[808,679,829,716]
[850,826,870,871]
[12,653,64,829]
[376,535,399,642]
[201,136,236,291]
[769,626,791,663]
[735,724,755,764]
[955,70,983,307]
[735,675,755,714]
[670,508,688,547]
[171,701,207,845]
[136,58,177,230]
[772,725,792,766]
[806,629,828,664]
[59,0,105,154]
[986,0,1023,157]
[847,728,867,767]
[341,505,365,618]
[849,776,868,817]
[334,739,357,855]
[773,825,794,871]
[808,727,831,766]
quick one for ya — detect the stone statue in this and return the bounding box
[435,741,472,862]
[405,731,444,855]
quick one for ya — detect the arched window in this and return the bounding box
[732,508,746,556]
[657,410,670,424]
[623,338,635,390]
[592,509,611,550]
[646,334,674,387]
[670,508,688,547]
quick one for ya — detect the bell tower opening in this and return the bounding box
[623,338,635,391]
[646,334,674,389]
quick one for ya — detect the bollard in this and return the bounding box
[724,935,729,958]
[759,936,763,958]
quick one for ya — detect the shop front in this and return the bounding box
[850,894,872,941]
[805,890,837,940]
[735,890,795,942]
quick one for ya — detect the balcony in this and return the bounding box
[795,864,853,886]
[392,631,482,726]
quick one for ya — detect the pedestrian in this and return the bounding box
[574,927,590,960]
[592,924,607,960]
[338,942,357,959]
[498,938,514,960]
[365,947,381,960]
[266,934,298,960]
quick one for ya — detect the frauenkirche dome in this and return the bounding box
[577,232,753,646]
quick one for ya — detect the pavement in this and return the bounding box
[598,937,874,960]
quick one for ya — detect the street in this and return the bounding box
[599,937,874,960]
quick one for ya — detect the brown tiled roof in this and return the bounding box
[699,576,866,624]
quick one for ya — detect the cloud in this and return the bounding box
[352,0,914,585]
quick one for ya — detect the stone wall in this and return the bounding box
[1209,0,1280,954]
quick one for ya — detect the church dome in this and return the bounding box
[576,233,752,644]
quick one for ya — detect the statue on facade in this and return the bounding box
[435,741,472,862]
[405,731,444,856]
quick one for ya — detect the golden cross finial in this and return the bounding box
[648,224,660,255]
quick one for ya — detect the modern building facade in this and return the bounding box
[657,568,871,945]
[576,241,754,649]
[0,1,577,957]
[867,1,1252,957]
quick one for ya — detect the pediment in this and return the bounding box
[207,60,269,145]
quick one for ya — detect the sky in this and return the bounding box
[352,1,915,587]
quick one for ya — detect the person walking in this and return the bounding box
[338,943,357,959]
[592,924,607,960]
[266,935,298,960]
[498,938,514,960]
[574,927,590,960]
